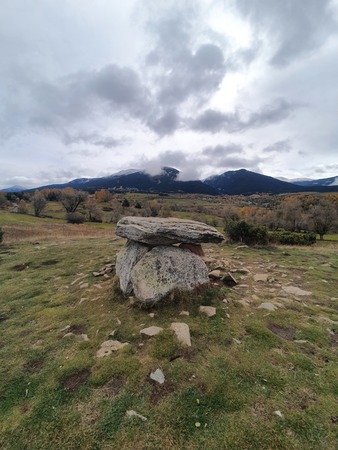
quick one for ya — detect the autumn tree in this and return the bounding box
[17,199,28,214]
[94,189,112,203]
[32,191,47,217]
[60,188,87,213]
[310,200,337,240]
[86,198,103,222]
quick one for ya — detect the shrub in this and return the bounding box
[269,231,316,245]
[66,212,85,224]
[225,220,269,246]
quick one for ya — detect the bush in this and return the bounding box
[0,227,4,244]
[225,220,269,246]
[269,231,316,246]
[66,212,85,224]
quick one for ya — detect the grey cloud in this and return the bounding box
[262,140,292,153]
[63,132,126,148]
[202,144,243,157]
[191,98,298,133]
[234,0,338,66]
[146,109,181,136]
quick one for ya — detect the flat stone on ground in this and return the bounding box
[170,322,191,347]
[96,340,129,358]
[116,216,224,245]
[199,306,217,317]
[282,286,312,296]
[150,368,165,384]
[258,302,278,311]
[140,326,163,337]
[254,274,269,282]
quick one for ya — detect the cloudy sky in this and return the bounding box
[1,0,338,188]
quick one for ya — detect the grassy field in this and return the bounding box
[0,213,337,449]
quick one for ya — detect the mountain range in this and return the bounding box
[2,168,338,195]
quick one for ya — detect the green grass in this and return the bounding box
[0,214,337,449]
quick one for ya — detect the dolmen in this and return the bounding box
[115,216,224,304]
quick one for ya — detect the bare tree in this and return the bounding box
[32,191,47,217]
[60,188,87,213]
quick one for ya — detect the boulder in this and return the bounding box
[116,216,224,245]
[130,246,209,304]
[116,240,150,295]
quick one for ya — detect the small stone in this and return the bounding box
[222,299,228,304]
[150,368,165,384]
[140,326,163,337]
[92,272,101,277]
[252,294,259,301]
[79,282,89,289]
[63,332,74,338]
[80,334,89,341]
[208,270,222,279]
[274,410,284,418]
[221,273,237,286]
[293,339,308,344]
[254,274,269,282]
[96,340,129,357]
[109,330,116,338]
[226,313,230,319]
[282,286,312,296]
[233,338,241,344]
[199,306,217,317]
[126,410,147,421]
[148,313,155,318]
[170,322,191,347]
[180,310,190,316]
[60,325,70,332]
[258,302,278,311]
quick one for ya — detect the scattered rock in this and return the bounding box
[221,272,237,287]
[274,410,284,418]
[258,302,278,311]
[148,313,155,318]
[233,338,241,344]
[116,216,224,245]
[79,282,89,289]
[92,263,115,277]
[268,323,296,340]
[180,310,190,316]
[199,306,217,317]
[130,246,209,304]
[253,274,269,282]
[208,270,222,279]
[80,334,89,341]
[282,286,312,296]
[150,368,165,384]
[63,332,75,338]
[170,322,191,347]
[235,244,249,249]
[96,340,129,358]
[293,339,308,344]
[140,326,163,337]
[252,294,259,301]
[126,410,147,421]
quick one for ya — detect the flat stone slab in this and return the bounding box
[150,368,165,384]
[140,326,163,337]
[116,216,224,245]
[258,302,278,311]
[96,340,129,358]
[199,306,217,317]
[170,322,191,347]
[254,273,269,282]
[282,286,312,296]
